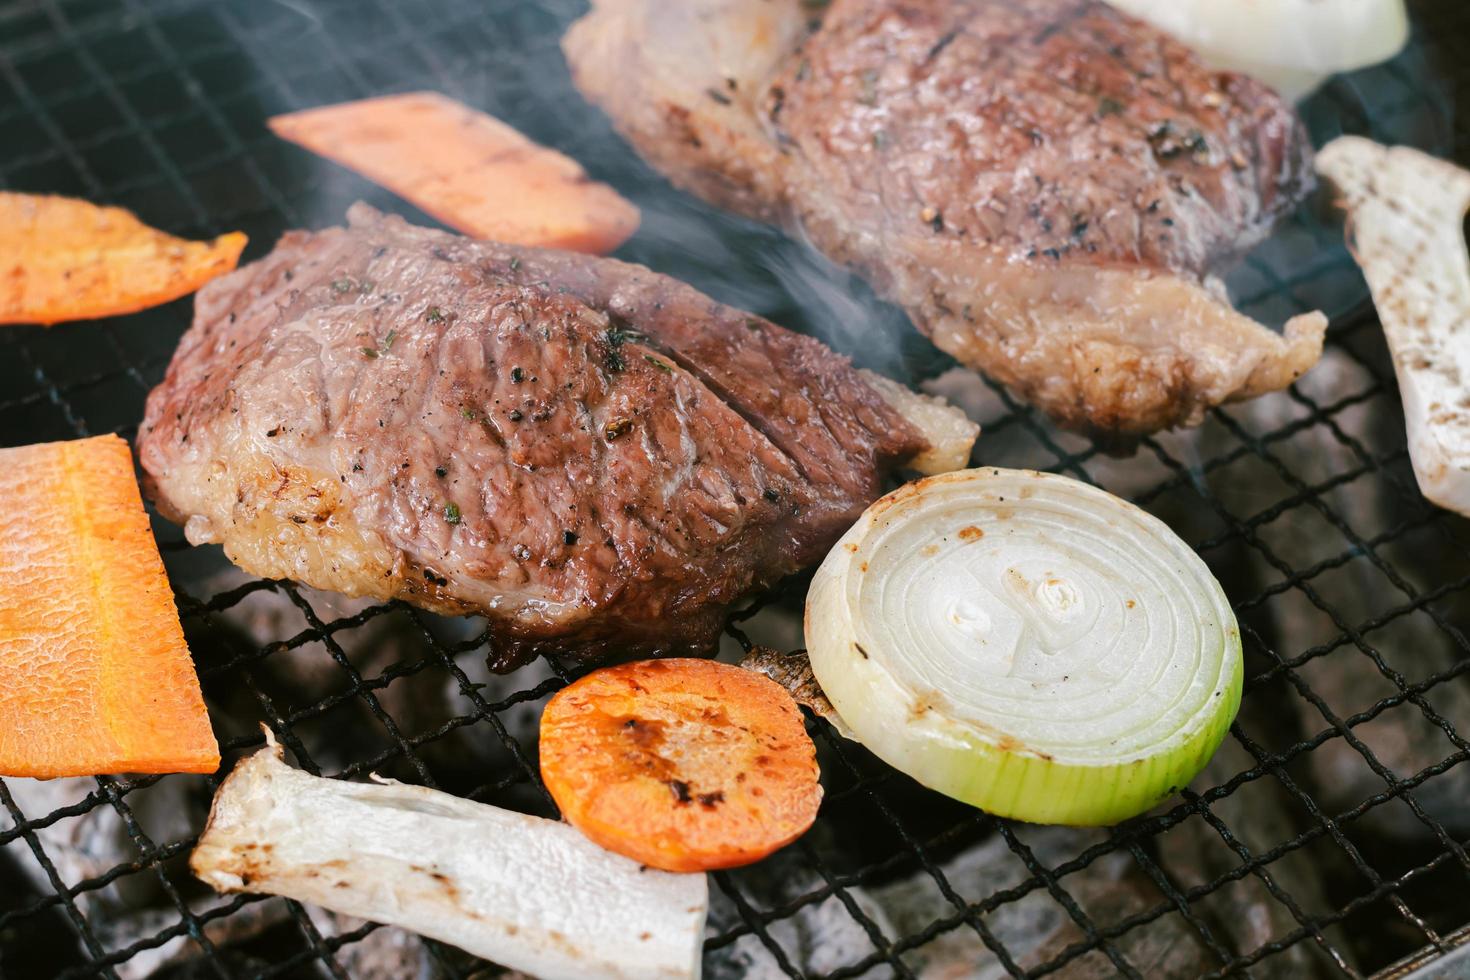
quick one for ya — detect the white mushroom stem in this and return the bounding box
[190,731,708,980]
[1317,138,1470,517]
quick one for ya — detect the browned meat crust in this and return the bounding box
[138,205,929,670]
[565,0,1327,441]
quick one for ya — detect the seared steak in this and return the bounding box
[564,0,1327,440]
[139,205,974,670]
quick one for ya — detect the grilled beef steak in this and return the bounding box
[564,0,1327,440]
[139,204,974,670]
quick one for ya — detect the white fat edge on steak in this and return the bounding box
[1317,137,1470,516]
[190,729,708,980]
[861,369,980,475]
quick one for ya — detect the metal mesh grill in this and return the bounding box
[1,1,1468,977]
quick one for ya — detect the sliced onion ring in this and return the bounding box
[1103,0,1409,101]
[805,468,1241,826]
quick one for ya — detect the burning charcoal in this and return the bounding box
[1153,731,1338,977]
[706,824,1226,978]
[1230,348,1470,844]
[119,903,290,979]
[304,910,439,980]
[178,568,503,783]
[703,843,893,979]
[0,773,279,980]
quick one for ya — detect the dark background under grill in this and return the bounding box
[2,1,1470,978]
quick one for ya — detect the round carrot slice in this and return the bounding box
[539,658,822,872]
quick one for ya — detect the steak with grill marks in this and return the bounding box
[138,204,975,670]
[564,0,1328,442]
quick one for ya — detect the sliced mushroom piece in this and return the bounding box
[191,730,708,980]
[1318,138,1470,516]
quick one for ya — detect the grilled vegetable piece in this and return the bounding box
[539,659,822,872]
[268,91,640,253]
[0,192,246,326]
[0,435,218,777]
[805,468,1242,826]
[1104,0,1409,100]
[192,730,708,980]
[1318,138,1470,516]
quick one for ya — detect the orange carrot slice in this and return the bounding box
[0,435,219,776]
[539,658,821,872]
[268,91,640,253]
[0,193,246,326]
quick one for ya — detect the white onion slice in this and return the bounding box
[1104,0,1409,101]
[805,468,1241,826]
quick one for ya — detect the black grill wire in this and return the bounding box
[1,0,1469,977]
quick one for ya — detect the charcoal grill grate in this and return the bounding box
[2,0,1470,977]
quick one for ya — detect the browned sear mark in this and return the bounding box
[621,716,666,750]
[428,869,462,901]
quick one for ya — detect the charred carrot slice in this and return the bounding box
[0,192,246,326]
[268,91,640,253]
[0,435,218,777]
[539,658,821,872]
